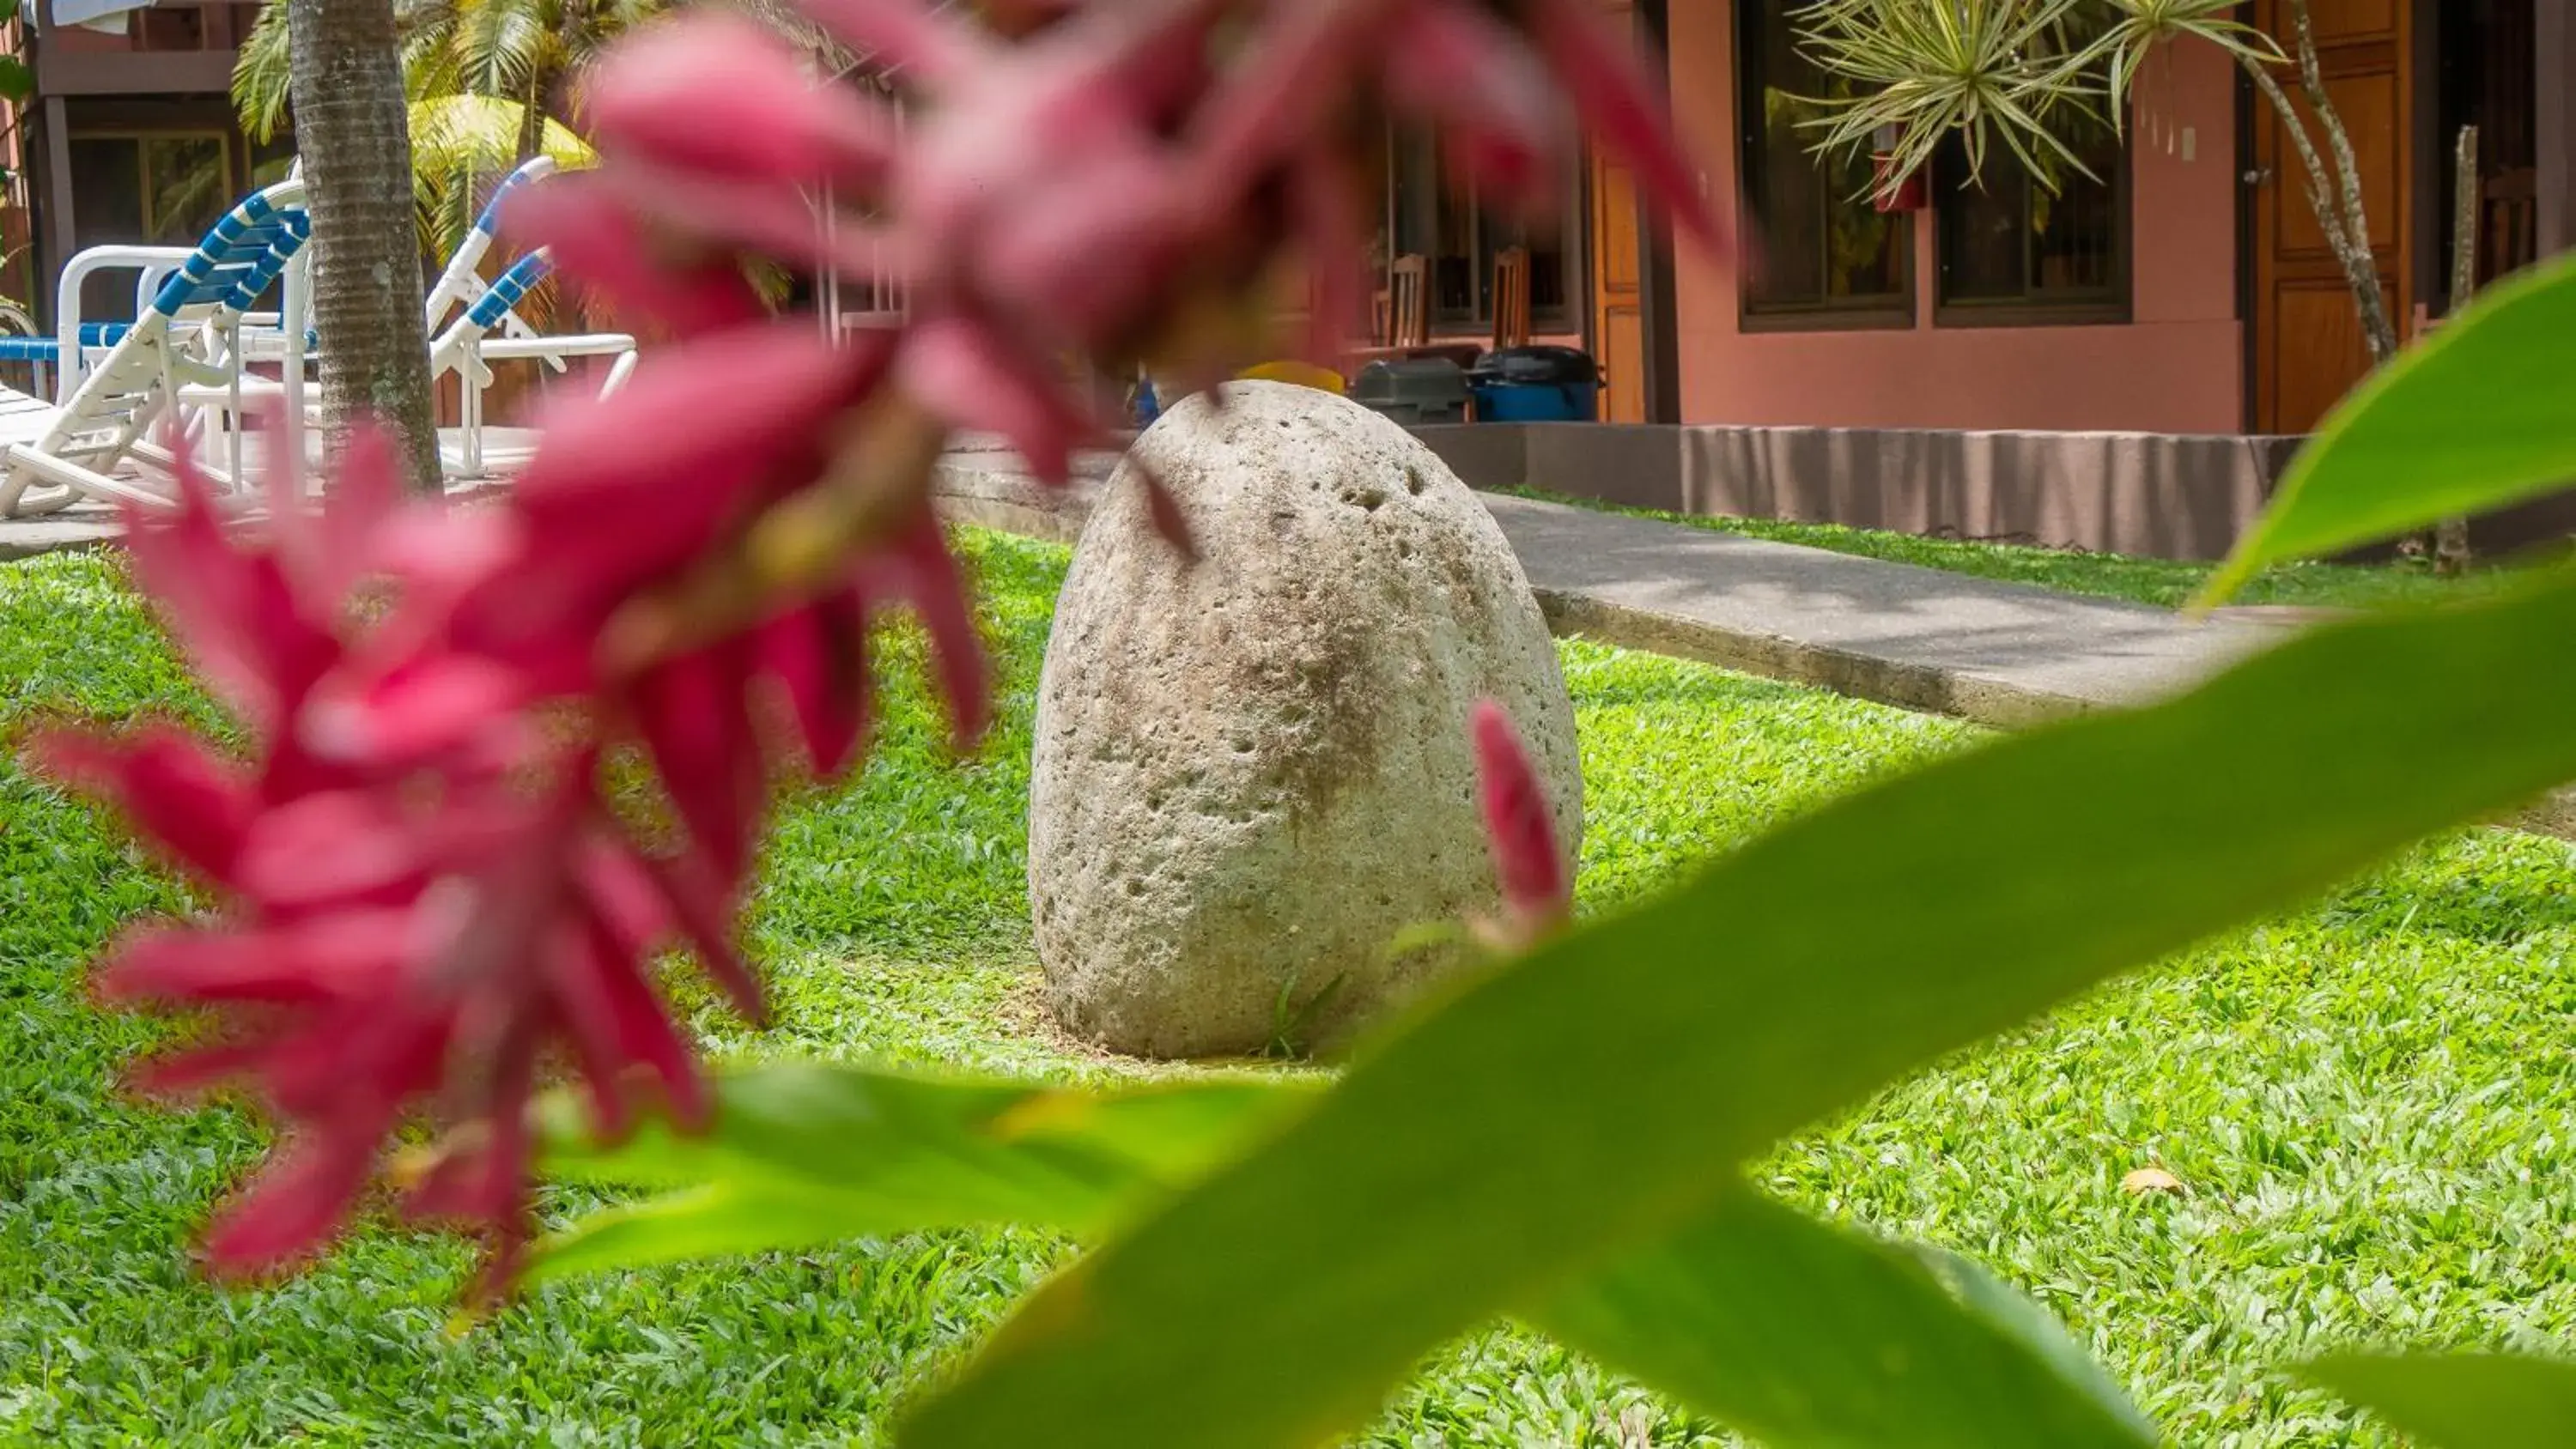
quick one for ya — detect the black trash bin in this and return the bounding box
[1467,346,1601,422]
[1352,357,1471,425]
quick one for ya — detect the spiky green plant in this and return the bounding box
[1792,0,2100,196]
[1795,0,2397,373]
[1794,0,2280,198]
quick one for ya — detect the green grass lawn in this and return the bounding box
[4,531,2573,1446]
[1501,485,2558,612]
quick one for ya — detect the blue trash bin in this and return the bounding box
[1467,346,1601,422]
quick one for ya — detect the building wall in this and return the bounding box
[1659,0,2248,434]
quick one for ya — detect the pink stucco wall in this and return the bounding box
[1662,0,2245,433]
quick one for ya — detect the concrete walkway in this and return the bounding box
[932,446,2285,732]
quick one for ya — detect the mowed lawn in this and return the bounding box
[3,530,2573,1446]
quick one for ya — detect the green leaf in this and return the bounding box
[541,1067,2162,1444]
[2201,253,2576,603]
[2306,1354,2576,1449]
[531,1064,1312,1276]
[0,56,33,106]
[1533,1192,2157,1449]
[899,571,2576,1449]
[530,1180,914,1285]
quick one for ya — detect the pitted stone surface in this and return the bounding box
[1027,383,1582,1058]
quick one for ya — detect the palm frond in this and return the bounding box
[400,0,467,104]
[412,92,595,174]
[455,0,557,100]
[230,0,294,143]
[2090,0,2281,117]
[410,93,594,255]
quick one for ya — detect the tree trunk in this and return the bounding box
[2434,124,2480,578]
[2241,4,2401,370]
[288,0,441,494]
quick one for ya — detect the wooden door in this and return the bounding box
[1589,1,1647,422]
[2250,0,2415,434]
[1589,142,1647,421]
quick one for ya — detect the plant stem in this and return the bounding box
[2434,124,2479,578]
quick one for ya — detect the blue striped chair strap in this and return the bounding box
[466,252,554,329]
[474,158,552,236]
[149,202,313,316]
[0,322,138,361]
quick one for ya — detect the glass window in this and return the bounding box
[1385,128,1577,334]
[68,132,236,321]
[1737,0,1909,318]
[1935,114,2127,317]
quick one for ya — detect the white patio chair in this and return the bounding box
[0,179,312,517]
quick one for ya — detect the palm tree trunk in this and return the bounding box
[288,0,441,494]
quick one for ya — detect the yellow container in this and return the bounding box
[1236,359,1347,396]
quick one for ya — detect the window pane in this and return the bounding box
[1524,204,1568,321]
[1431,149,1477,322]
[143,136,229,245]
[1387,125,1578,331]
[1939,117,2123,307]
[68,137,144,323]
[1937,152,2029,302]
[2031,122,2120,295]
[1739,0,1906,311]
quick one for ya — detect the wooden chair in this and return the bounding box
[1385,254,1429,349]
[2482,168,2538,286]
[1491,246,1531,351]
[1346,254,1455,379]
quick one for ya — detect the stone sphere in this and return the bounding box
[1027,382,1582,1058]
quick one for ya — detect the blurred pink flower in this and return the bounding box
[1470,700,1571,942]
[27,451,758,1292]
[30,0,1719,1295]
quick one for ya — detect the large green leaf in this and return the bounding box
[2202,254,2576,603]
[539,1067,2155,1445]
[899,571,2576,1449]
[2306,1354,2576,1448]
[1534,1191,2157,1449]
[530,1063,1313,1279]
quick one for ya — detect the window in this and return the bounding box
[67,131,234,321]
[1736,0,1909,320]
[1384,127,1576,334]
[1935,116,2129,321]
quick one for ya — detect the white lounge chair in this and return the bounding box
[428,247,637,477]
[0,179,313,517]
[215,157,635,478]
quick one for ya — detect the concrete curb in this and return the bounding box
[1527,588,2092,731]
[0,520,118,561]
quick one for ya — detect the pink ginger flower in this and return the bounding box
[31,0,1718,1295]
[29,447,760,1293]
[1470,700,1572,946]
